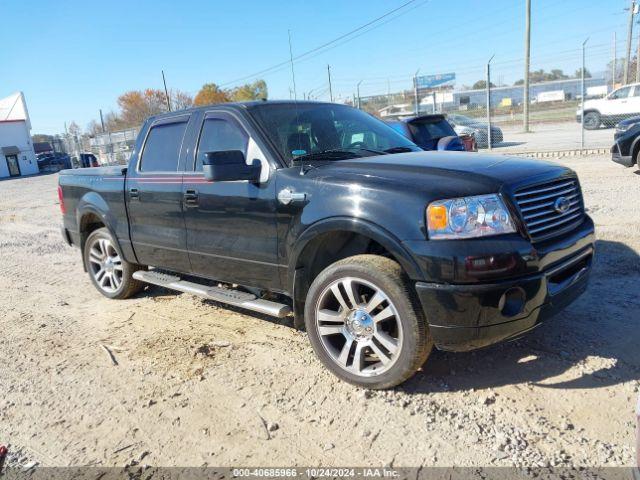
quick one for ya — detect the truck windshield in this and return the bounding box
[248,102,421,164]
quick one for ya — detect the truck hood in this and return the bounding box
[308,151,569,198]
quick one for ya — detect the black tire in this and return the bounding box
[83,227,145,299]
[583,111,601,130]
[304,254,433,389]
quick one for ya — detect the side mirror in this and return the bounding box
[203,150,261,183]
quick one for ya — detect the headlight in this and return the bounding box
[616,123,633,132]
[426,194,515,239]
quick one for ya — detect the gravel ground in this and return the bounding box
[0,155,638,469]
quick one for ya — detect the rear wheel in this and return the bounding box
[84,227,145,299]
[583,111,601,130]
[304,254,432,389]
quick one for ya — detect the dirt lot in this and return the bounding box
[0,155,639,469]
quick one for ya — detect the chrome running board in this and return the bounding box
[133,270,291,318]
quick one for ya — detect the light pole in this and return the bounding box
[357,80,363,109]
[581,37,589,149]
[413,69,420,115]
[487,54,495,151]
[624,0,636,84]
[523,0,531,132]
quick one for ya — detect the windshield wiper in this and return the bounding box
[292,149,365,162]
[384,146,415,154]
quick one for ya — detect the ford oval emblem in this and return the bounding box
[554,196,571,214]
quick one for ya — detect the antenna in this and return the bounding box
[288,30,298,100]
[162,70,172,112]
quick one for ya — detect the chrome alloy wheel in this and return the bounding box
[314,277,403,377]
[87,237,123,293]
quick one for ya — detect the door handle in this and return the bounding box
[129,188,139,199]
[184,189,199,207]
[278,188,307,205]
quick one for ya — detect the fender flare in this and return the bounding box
[75,193,125,265]
[289,216,423,290]
[630,135,640,164]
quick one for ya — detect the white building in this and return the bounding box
[0,92,38,178]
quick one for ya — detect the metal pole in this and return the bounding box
[613,32,617,90]
[327,65,333,102]
[162,70,171,112]
[99,109,105,133]
[636,33,640,83]
[624,0,635,84]
[413,69,420,115]
[357,80,363,109]
[487,54,495,150]
[581,37,589,149]
[523,0,531,132]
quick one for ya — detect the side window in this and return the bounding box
[610,87,631,100]
[195,117,249,171]
[139,122,187,172]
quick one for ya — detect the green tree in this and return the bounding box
[229,80,268,101]
[575,68,592,79]
[472,80,495,89]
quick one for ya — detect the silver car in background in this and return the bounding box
[447,113,503,149]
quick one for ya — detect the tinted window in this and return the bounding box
[248,103,419,164]
[195,118,249,171]
[139,122,187,172]
[610,87,631,99]
[408,120,456,147]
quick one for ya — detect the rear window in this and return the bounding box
[139,122,187,172]
[408,120,456,145]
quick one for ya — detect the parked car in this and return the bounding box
[611,116,640,168]
[577,83,640,130]
[447,113,503,148]
[71,153,99,168]
[58,101,594,389]
[37,152,71,171]
[385,115,475,152]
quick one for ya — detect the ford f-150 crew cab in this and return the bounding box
[58,101,595,389]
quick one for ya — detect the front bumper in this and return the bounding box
[414,243,594,352]
[611,142,635,167]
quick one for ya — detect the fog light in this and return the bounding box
[499,287,526,317]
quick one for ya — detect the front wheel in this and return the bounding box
[583,111,601,130]
[304,254,433,389]
[84,227,145,299]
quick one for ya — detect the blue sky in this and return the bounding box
[0,0,632,134]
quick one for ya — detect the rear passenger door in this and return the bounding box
[126,115,192,273]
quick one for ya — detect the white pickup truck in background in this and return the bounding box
[578,82,640,129]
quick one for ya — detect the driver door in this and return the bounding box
[182,111,281,290]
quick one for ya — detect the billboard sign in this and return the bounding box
[416,72,456,89]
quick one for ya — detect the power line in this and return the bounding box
[219,0,423,87]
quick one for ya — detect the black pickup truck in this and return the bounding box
[59,101,595,389]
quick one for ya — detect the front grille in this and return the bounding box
[513,176,585,242]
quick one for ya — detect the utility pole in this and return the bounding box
[624,0,636,85]
[523,0,531,132]
[327,65,333,102]
[581,38,589,149]
[99,109,106,133]
[613,32,617,90]
[357,80,363,109]
[487,54,495,150]
[413,69,420,115]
